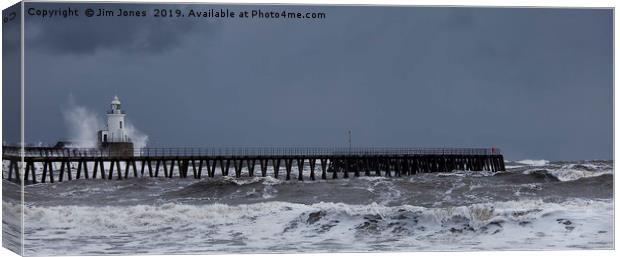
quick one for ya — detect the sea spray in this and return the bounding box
[62,96,148,149]
[62,98,103,148]
[124,119,148,149]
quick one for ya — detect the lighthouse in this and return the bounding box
[97,96,134,156]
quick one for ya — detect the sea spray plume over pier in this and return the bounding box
[62,98,102,148]
[123,120,148,149]
[62,96,148,149]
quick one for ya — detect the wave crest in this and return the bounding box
[515,159,549,166]
[523,165,612,182]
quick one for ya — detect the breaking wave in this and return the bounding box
[436,170,498,177]
[222,176,282,186]
[523,163,613,182]
[17,198,613,255]
[515,159,549,167]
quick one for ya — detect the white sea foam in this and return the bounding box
[14,198,612,255]
[548,169,611,182]
[436,170,497,177]
[222,176,282,186]
[515,159,549,166]
[2,200,22,254]
[358,178,401,205]
[523,164,613,182]
[505,165,525,169]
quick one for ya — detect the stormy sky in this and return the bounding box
[11,3,613,160]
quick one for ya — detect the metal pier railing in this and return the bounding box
[2,146,501,158]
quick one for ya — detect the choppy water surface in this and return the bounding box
[2,160,614,255]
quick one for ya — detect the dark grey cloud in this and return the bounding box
[20,4,613,161]
[3,3,21,144]
[25,4,202,54]
[441,8,477,29]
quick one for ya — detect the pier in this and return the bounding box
[2,146,505,184]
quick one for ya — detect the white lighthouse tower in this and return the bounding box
[98,96,133,155]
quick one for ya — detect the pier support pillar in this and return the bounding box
[332,159,338,179]
[107,161,114,180]
[343,158,350,178]
[92,161,99,179]
[60,161,67,182]
[155,160,161,177]
[162,160,168,177]
[182,160,190,178]
[141,161,146,176]
[82,161,90,179]
[259,159,268,177]
[353,158,360,177]
[168,160,176,178]
[42,161,49,183]
[25,162,36,184]
[115,161,122,180]
[285,159,293,180]
[364,158,371,176]
[297,159,304,181]
[273,159,281,178]
[76,161,83,179]
[191,160,199,178]
[221,159,231,177]
[309,158,316,180]
[499,156,505,171]
[147,161,153,177]
[234,159,243,178]
[320,159,328,180]
[206,160,215,177]
[247,159,256,177]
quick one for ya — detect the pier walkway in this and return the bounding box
[2,146,505,184]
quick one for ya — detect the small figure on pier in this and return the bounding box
[97,96,134,156]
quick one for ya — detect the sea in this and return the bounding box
[2,159,614,255]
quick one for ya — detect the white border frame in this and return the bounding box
[0,1,616,257]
